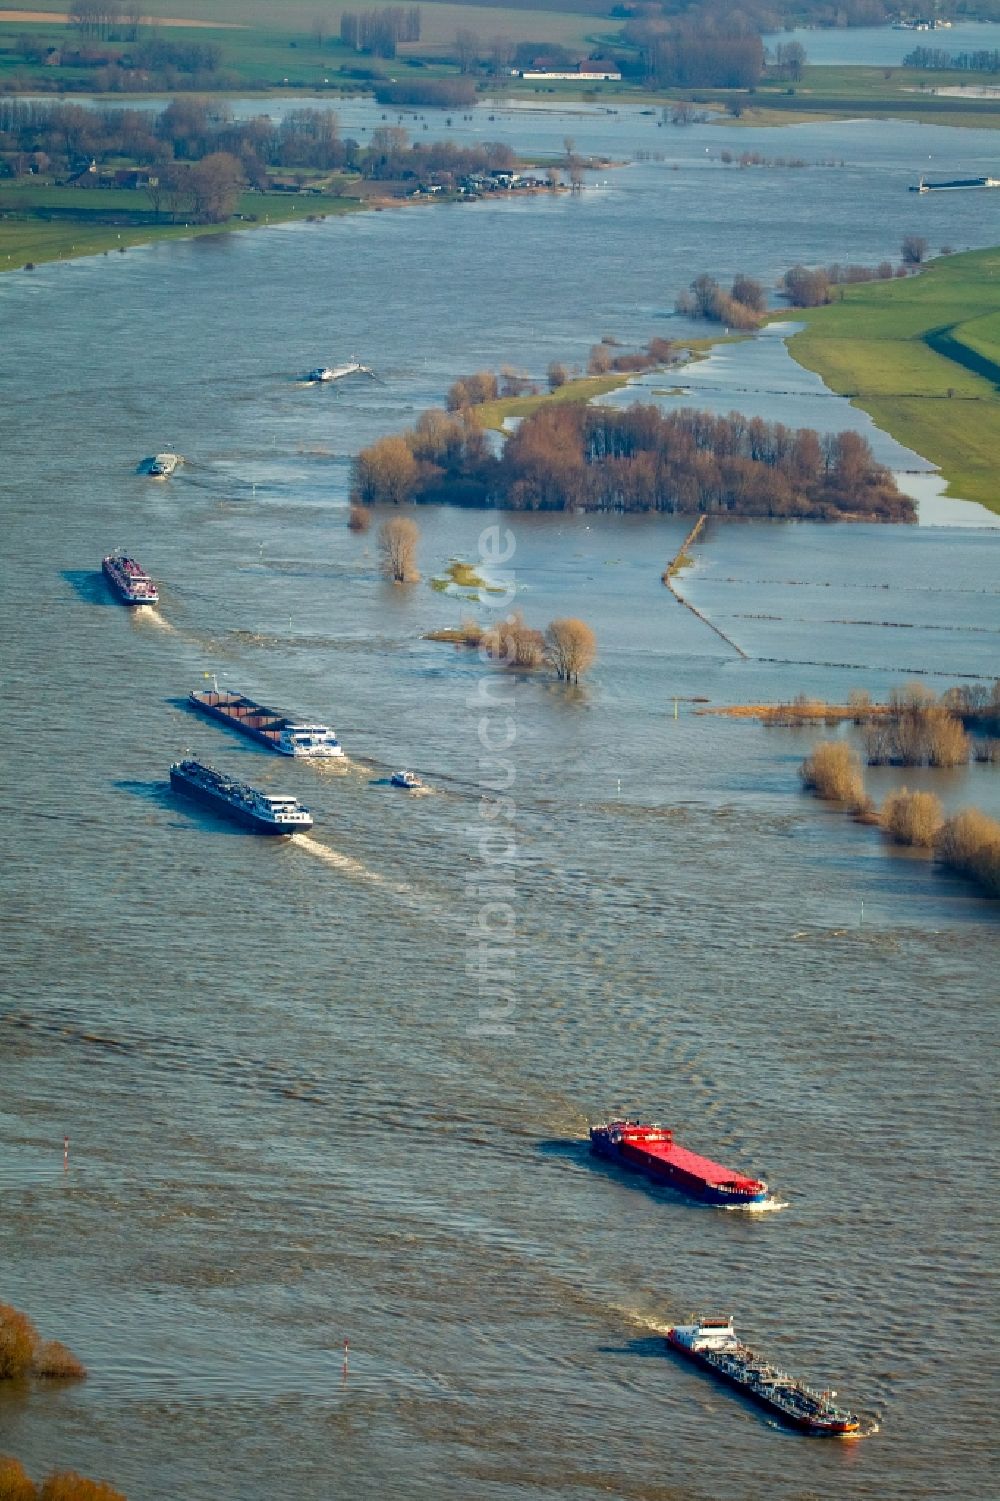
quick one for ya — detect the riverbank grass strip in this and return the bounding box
[782,247,1000,515]
[473,373,634,432]
[0,182,360,270]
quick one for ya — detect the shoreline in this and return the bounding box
[769,247,1000,516]
[0,176,574,274]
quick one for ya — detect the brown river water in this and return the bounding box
[1,102,998,1501]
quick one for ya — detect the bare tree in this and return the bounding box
[187,151,243,223]
[901,234,929,265]
[351,434,419,504]
[545,618,596,683]
[455,29,479,74]
[489,34,514,78]
[378,516,420,582]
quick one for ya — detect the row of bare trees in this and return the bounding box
[475,613,597,681]
[69,2,142,41]
[675,272,766,330]
[622,21,765,89]
[800,741,1000,898]
[500,405,910,519]
[442,341,676,410]
[351,399,913,521]
[0,100,521,197]
[782,242,929,307]
[340,8,421,59]
[676,247,932,326]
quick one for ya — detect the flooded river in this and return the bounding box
[0,103,997,1501]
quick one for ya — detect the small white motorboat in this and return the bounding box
[150,452,179,477]
[390,771,422,790]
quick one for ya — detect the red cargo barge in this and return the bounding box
[589,1119,768,1206]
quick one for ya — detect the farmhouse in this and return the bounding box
[517,58,622,82]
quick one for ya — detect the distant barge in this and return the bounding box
[589,1119,768,1206]
[912,176,1000,192]
[190,687,344,758]
[170,760,313,833]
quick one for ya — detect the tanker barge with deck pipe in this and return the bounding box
[170,760,313,833]
[666,1318,871,1437]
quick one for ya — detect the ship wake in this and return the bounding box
[133,606,173,631]
[290,833,410,893]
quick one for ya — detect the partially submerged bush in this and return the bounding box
[936,809,1000,897]
[0,1458,125,1499]
[347,503,371,533]
[0,1454,36,1501]
[39,1473,126,1501]
[456,617,483,647]
[32,1342,87,1381]
[799,741,865,803]
[481,611,544,668]
[880,788,944,848]
[0,1305,36,1381]
[0,1305,85,1384]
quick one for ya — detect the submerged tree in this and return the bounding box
[351,435,418,506]
[545,618,596,683]
[378,516,420,583]
[901,234,929,265]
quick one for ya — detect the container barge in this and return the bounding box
[170,760,313,833]
[912,175,1000,192]
[189,688,344,758]
[589,1119,768,1206]
[666,1318,870,1437]
[102,552,159,605]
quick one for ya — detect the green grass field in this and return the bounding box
[0,2,609,88]
[473,372,634,431]
[0,180,360,269]
[782,247,1000,513]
